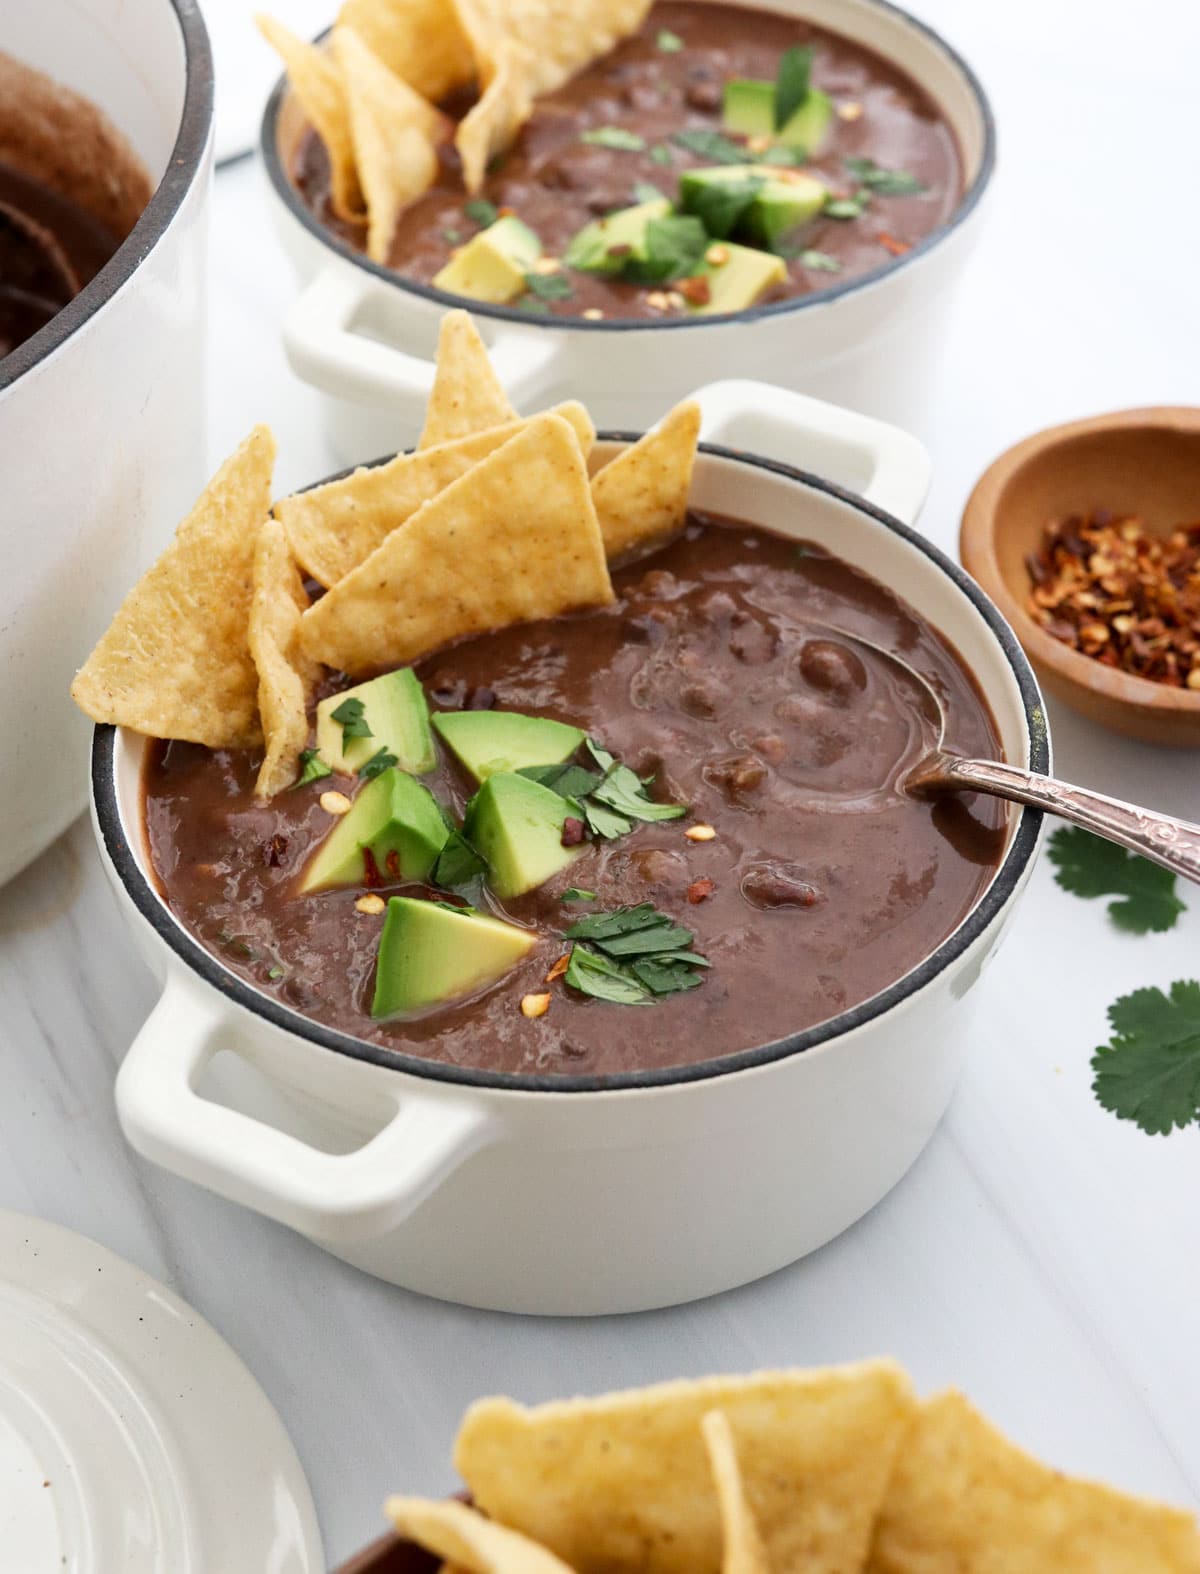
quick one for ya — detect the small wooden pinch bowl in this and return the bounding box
[960,407,1200,746]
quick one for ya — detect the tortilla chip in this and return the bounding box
[867,1390,1200,1574]
[71,427,276,747]
[257,16,362,219]
[249,520,321,797]
[701,1412,771,1574]
[454,1363,916,1574]
[591,400,701,561]
[451,0,652,96]
[385,1500,577,1574]
[337,0,475,103]
[299,413,612,673]
[332,26,446,264]
[456,39,533,194]
[419,309,517,449]
[279,401,594,587]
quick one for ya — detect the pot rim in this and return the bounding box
[92,439,1046,1095]
[0,0,214,393]
[258,0,997,335]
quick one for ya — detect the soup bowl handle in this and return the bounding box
[692,378,932,526]
[283,266,563,428]
[115,969,495,1242]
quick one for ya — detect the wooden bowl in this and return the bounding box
[960,407,1200,746]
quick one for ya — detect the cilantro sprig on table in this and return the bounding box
[564,904,710,1004]
[1092,983,1200,1135]
[1047,827,1184,934]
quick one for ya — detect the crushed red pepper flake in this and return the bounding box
[1026,508,1200,687]
[877,231,910,256]
[545,953,571,982]
[687,878,715,904]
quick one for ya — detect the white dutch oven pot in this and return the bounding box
[261,0,996,464]
[94,383,1045,1316]
[0,0,213,888]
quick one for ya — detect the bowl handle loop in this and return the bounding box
[283,266,562,431]
[691,378,932,526]
[115,971,495,1242]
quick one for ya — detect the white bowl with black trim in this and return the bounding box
[260,0,996,465]
[0,0,214,888]
[91,382,1045,1316]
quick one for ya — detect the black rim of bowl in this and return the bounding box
[92,439,1047,1095]
[0,0,214,392]
[259,0,997,334]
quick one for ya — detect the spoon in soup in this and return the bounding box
[816,625,1200,883]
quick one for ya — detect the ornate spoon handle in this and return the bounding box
[911,754,1200,886]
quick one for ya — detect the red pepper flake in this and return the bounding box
[385,849,402,880]
[560,817,586,847]
[545,954,571,982]
[361,848,383,888]
[677,275,712,306]
[877,232,911,257]
[687,878,715,904]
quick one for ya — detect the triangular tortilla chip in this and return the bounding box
[332,26,447,264]
[867,1390,1200,1574]
[299,413,612,673]
[279,400,595,587]
[257,16,362,219]
[591,400,700,561]
[419,310,518,448]
[454,1363,916,1574]
[249,519,321,797]
[456,38,533,194]
[386,1500,578,1574]
[71,426,276,747]
[337,0,475,103]
[451,0,653,96]
[701,1412,771,1574]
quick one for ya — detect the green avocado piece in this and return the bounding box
[722,78,834,155]
[679,165,827,247]
[432,216,542,305]
[433,710,585,785]
[688,242,788,316]
[299,770,449,893]
[316,668,436,776]
[371,897,535,1017]
[463,772,585,899]
[563,198,672,274]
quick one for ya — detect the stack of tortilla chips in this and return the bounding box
[257,0,654,257]
[70,310,700,800]
[385,1362,1200,1574]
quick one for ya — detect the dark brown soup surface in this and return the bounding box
[295,0,962,321]
[143,516,1006,1079]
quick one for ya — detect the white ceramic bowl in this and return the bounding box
[92,383,1045,1316]
[0,0,213,888]
[261,0,996,466]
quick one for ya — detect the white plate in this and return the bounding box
[0,1210,323,1573]
[199,0,334,164]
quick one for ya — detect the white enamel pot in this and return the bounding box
[260,0,995,466]
[0,0,213,889]
[93,382,1045,1316]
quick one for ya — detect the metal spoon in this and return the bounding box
[817,625,1200,884]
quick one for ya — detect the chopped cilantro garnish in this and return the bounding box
[518,297,552,314]
[565,946,653,1004]
[762,144,808,166]
[464,198,499,227]
[561,888,597,903]
[583,800,632,840]
[823,192,871,220]
[331,696,372,742]
[623,215,709,283]
[582,127,647,151]
[433,830,487,889]
[648,143,676,167]
[671,128,749,165]
[844,156,925,195]
[359,747,398,780]
[442,227,462,244]
[563,903,709,1003]
[795,249,841,271]
[656,28,684,51]
[685,174,764,240]
[517,762,602,799]
[1092,982,1200,1134]
[589,763,688,824]
[1048,827,1185,934]
[295,749,332,787]
[524,270,573,301]
[565,903,668,941]
[633,180,667,204]
[774,44,814,130]
[267,964,285,981]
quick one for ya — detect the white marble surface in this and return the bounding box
[4,0,1200,1564]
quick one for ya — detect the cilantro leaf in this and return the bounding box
[1092,982,1200,1134]
[583,801,631,839]
[648,143,675,167]
[561,888,597,903]
[795,249,840,271]
[464,198,499,227]
[656,28,684,51]
[563,904,710,1002]
[823,192,870,219]
[524,270,573,301]
[359,747,398,779]
[622,215,709,283]
[593,923,696,957]
[671,129,749,165]
[844,156,925,195]
[565,904,670,941]
[1047,827,1185,934]
[632,956,705,993]
[582,127,647,151]
[433,829,487,889]
[683,174,764,239]
[633,180,667,204]
[518,298,552,315]
[331,696,372,742]
[775,45,813,130]
[295,749,332,787]
[565,946,653,1004]
[590,763,688,823]
[516,763,601,799]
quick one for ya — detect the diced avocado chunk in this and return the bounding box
[463,772,585,899]
[316,668,436,776]
[722,78,834,155]
[432,216,542,305]
[433,710,585,785]
[372,897,535,1017]
[563,199,671,275]
[689,242,787,316]
[679,165,826,247]
[746,172,827,246]
[300,770,449,893]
